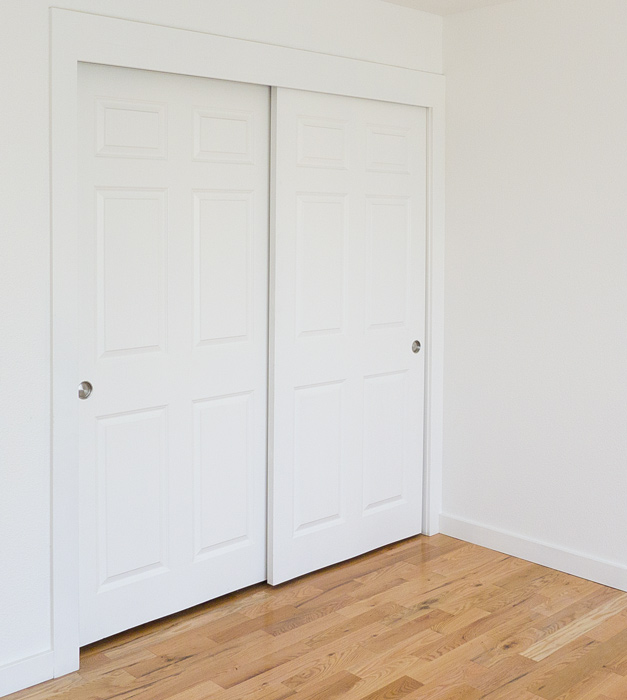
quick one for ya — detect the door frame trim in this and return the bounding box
[50,7,445,677]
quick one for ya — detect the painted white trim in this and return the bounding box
[422,105,445,535]
[50,7,445,688]
[440,514,627,592]
[0,652,54,698]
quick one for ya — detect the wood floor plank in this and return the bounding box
[469,654,538,695]
[357,675,423,700]
[523,593,627,661]
[551,670,627,700]
[304,602,405,649]
[429,544,507,579]
[7,534,627,700]
[494,563,563,592]
[585,671,627,700]
[355,560,422,584]
[336,574,450,619]
[207,605,300,644]
[471,622,544,668]
[238,584,324,618]
[361,609,453,654]
[586,608,627,643]
[289,670,360,700]
[209,681,296,700]
[282,642,376,690]
[164,678,225,699]
[529,628,627,699]
[212,641,312,688]
[403,679,484,700]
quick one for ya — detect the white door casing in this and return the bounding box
[269,88,427,584]
[77,64,269,644]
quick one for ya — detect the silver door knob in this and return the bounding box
[78,381,93,400]
[412,340,421,354]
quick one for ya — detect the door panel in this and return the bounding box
[78,64,269,645]
[270,88,427,584]
[194,191,252,344]
[193,392,253,558]
[96,189,167,355]
[293,381,344,533]
[295,194,347,336]
[97,408,168,586]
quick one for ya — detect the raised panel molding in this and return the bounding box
[366,196,410,330]
[96,188,167,357]
[363,371,408,514]
[96,98,167,159]
[193,393,253,560]
[293,382,344,534]
[97,407,169,590]
[295,194,347,337]
[297,116,348,169]
[193,108,254,164]
[193,190,253,346]
[366,124,410,174]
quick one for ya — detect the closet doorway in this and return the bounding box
[52,16,443,673]
[77,63,427,644]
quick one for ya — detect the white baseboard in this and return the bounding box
[0,651,54,698]
[439,514,627,592]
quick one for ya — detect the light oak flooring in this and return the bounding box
[8,535,627,700]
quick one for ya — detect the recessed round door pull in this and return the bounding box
[78,381,93,400]
[412,340,421,354]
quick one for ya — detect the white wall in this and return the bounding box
[443,0,627,584]
[0,0,442,693]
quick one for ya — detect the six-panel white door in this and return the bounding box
[77,64,270,644]
[270,88,427,584]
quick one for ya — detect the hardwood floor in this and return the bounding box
[8,535,627,700]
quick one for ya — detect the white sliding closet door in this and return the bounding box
[78,64,269,644]
[270,88,427,584]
